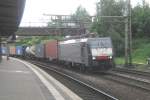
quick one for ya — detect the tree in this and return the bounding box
[132,1,150,38]
[72,6,92,28]
[92,0,126,56]
[92,0,125,35]
[47,6,92,30]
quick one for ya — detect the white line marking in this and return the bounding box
[30,63,83,100]
[13,58,82,100]
[13,58,65,100]
[0,69,30,74]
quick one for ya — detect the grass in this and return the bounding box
[132,39,150,64]
[115,57,125,65]
[115,57,147,65]
[115,37,150,65]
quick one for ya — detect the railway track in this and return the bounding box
[104,71,150,92]
[100,67,150,92]
[29,60,118,100]
[112,67,150,77]
[23,59,150,100]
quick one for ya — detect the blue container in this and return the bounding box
[35,44,45,58]
[16,46,23,55]
[1,47,7,55]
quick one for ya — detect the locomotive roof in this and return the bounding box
[59,37,111,44]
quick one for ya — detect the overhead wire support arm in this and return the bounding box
[99,16,127,18]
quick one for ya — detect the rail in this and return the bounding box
[30,60,118,100]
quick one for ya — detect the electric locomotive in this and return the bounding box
[59,37,114,71]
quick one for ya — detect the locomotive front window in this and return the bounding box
[90,40,112,48]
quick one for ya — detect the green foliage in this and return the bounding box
[115,57,125,65]
[92,0,150,57]
[16,37,33,46]
[16,36,63,46]
[72,6,92,30]
[72,6,91,23]
[132,2,150,38]
[48,5,91,30]
[93,0,150,39]
[132,38,150,64]
[92,0,125,34]
[115,38,150,64]
[92,0,126,56]
[132,37,150,49]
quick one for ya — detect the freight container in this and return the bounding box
[45,40,58,60]
[16,46,24,55]
[9,46,16,55]
[35,44,45,58]
[1,47,7,55]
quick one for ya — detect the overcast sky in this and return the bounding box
[20,0,150,26]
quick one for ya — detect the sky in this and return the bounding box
[20,0,150,26]
[21,0,97,25]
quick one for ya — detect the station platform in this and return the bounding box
[0,57,82,100]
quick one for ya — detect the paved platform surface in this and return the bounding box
[0,57,54,100]
[0,57,82,100]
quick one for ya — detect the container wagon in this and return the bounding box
[16,46,27,57]
[9,46,16,56]
[16,46,23,56]
[45,40,58,61]
[35,44,45,58]
[1,47,7,55]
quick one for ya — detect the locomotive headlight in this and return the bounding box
[92,57,96,60]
